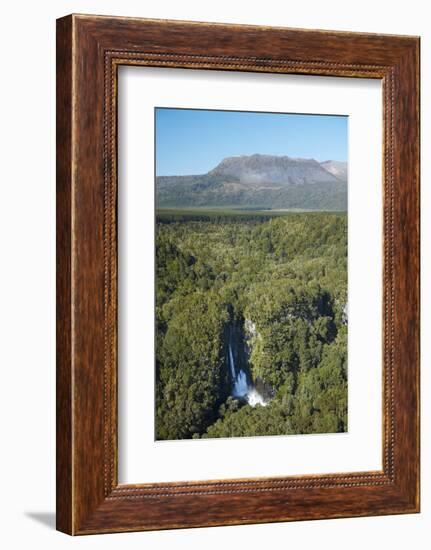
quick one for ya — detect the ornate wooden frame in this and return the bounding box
[56,14,420,535]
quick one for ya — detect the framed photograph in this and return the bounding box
[56,14,420,535]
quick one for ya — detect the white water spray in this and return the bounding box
[228,344,267,406]
[246,388,267,407]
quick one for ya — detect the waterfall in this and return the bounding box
[228,344,236,380]
[232,368,249,398]
[228,343,267,407]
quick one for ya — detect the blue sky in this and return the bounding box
[155,108,348,176]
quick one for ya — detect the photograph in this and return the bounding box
[155,107,348,441]
[0,1,423,544]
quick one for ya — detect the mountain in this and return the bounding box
[156,154,347,211]
[209,154,342,185]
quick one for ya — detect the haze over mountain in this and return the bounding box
[320,160,348,181]
[156,154,347,211]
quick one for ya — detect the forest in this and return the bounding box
[155,209,347,440]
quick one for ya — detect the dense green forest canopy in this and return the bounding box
[155,210,347,440]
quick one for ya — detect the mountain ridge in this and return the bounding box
[157,154,347,211]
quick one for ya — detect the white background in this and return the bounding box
[118,67,382,483]
[0,0,428,548]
